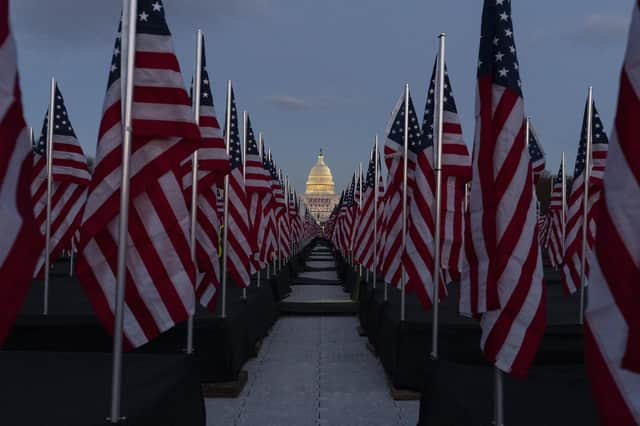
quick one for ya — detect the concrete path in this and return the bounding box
[205,316,418,426]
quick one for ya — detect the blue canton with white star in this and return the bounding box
[225,87,242,169]
[422,58,458,147]
[245,115,259,155]
[35,86,76,156]
[574,100,608,176]
[387,93,423,154]
[528,128,544,162]
[478,0,522,95]
[191,39,215,108]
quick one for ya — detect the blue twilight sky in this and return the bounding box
[10,0,633,194]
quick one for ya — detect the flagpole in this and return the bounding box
[561,151,566,261]
[186,29,203,355]
[400,83,409,322]
[579,87,593,325]
[242,110,248,301]
[108,0,137,422]
[43,78,56,316]
[258,132,263,288]
[358,162,363,279]
[221,80,232,319]
[494,367,504,426]
[431,33,446,360]
[373,135,378,291]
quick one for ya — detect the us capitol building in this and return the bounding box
[303,149,339,223]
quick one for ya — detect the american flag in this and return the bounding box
[421,58,471,285]
[268,154,287,260]
[347,172,361,255]
[31,85,91,278]
[353,148,376,269]
[244,116,271,269]
[585,4,640,421]
[180,38,229,311]
[527,122,546,184]
[0,0,42,344]
[546,162,564,269]
[223,86,255,288]
[76,0,200,349]
[258,146,277,264]
[381,90,421,288]
[288,188,302,249]
[459,0,546,376]
[276,169,291,258]
[338,174,356,256]
[562,97,609,294]
[375,159,386,275]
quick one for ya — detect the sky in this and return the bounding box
[10,0,633,194]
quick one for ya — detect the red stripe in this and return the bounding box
[134,86,191,106]
[584,324,637,425]
[135,51,181,72]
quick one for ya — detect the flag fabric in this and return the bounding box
[528,123,546,184]
[0,0,43,344]
[179,39,229,311]
[562,98,609,294]
[267,155,287,260]
[460,0,546,376]
[584,4,640,422]
[76,0,200,349]
[381,91,420,288]
[223,87,255,287]
[421,58,472,285]
[375,161,387,275]
[400,83,442,310]
[353,149,376,269]
[547,162,565,268]
[258,147,277,264]
[276,171,291,258]
[244,116,271,269]
[31,85,91,278]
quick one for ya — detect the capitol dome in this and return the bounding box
[305,149,335,195]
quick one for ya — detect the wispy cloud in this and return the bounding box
[568,14,630,46]
[267,95,312,111]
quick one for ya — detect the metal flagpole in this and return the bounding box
[400,83,409,322]
[242,110,248,301]
[221,80,232,319]
[108,0,137,422]
[186,29,203,355]
[561,152,566,262]
[258,132,263,288]
[579,87,593,325]
[358,162,363,279]
[373,135,379,291]
[431,33,446,360]
[464,183,470,212]
[494,367,504,426]
[43,77,56,316]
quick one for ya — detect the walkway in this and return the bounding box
[205,316,418,426]
[205,242,418,425]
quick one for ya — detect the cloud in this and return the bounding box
[267,95,312,111]
[569,14,630,46]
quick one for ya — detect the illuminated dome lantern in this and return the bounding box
[303,149,339,223]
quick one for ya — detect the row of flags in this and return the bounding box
[325,0,638,423]
[0,0,637,422]
[0,0,321,351]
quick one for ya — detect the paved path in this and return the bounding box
[205,316,418,426]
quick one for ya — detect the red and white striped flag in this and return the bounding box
[584,4,640,422]
[546,163,564,269]
[353,149,377,268]
[244,115,270,269]
[562,97,609,294]
[258,148,277,264]
[179,39,229,311]
[381,90,418,288]
[460,0,546,376]
[421,59,472,285]
[527,123,546,184]
[0,0,43,344]
[31,85,91,278]
[223,86,256,288]
[77,0,200,349]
